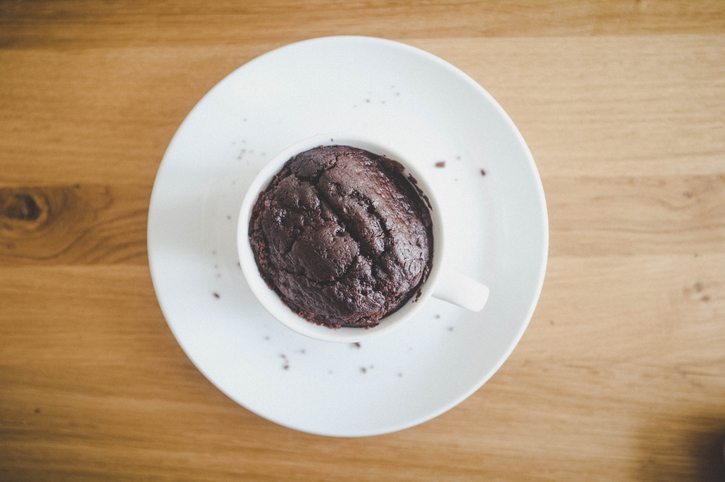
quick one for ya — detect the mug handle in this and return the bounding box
[433,268,489,312]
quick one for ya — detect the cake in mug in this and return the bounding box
[248,145,433,328]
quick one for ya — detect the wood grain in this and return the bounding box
[1,258,723,480]
[2,0,725,49]
[0,185,148,266]
[2,36,723,187]
[1,1,724,480]
[547,174,725,257]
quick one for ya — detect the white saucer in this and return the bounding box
[148,36,548,437]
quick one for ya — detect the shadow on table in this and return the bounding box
[637,408,725,482]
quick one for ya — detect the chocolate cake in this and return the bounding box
[248,145,433,329]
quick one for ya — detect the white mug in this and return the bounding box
[237,134,489,342]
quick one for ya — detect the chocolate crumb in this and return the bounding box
[283,364,289,370]
[360,367,367,373]
[480,169,486,176]
[34,408,41,414]
[435,161,446,168]
[352,342,361,349]
[237,262,241,268]
[213,292,220,299]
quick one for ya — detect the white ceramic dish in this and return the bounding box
[148,36,548,437]
[237,133,489,343]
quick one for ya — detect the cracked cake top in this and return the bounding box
[248,145,433,329]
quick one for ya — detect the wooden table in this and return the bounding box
[2,1,724,480]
